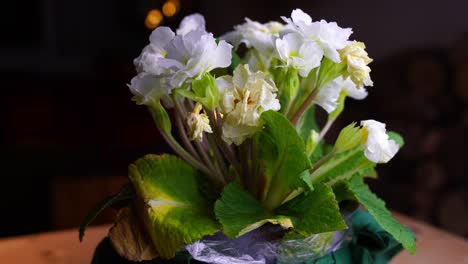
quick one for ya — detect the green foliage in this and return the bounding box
[129,154,220,259]
[387,131,405,147]
[273,67,300,113]
[229,50,242,73]
[79,184,133,242]
[276,183,347,236]
[214,183,293,238]
[311,147,375,185]
[176,73,219,110]
[316,57,346,88]
[346,176,416,254]
[255,111,312,210]
[334,122,363,153]
[296,106,320,144]
[149,100,172,134]
[328,90,347,121]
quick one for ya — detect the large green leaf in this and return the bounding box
[296,105,319,144]
[129,154,220,259]
[347,176,416,254]
[276,183,347,236]
[214,183,293,238]
[255,110,312,210]
[79,184,132,242]
[311,147,376,185]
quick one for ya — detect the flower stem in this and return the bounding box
[290,88,319,126]
[309,150,336,175]
[174,113,201,161]
[317,118,335,143]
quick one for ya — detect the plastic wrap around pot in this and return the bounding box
[186,223,353,264]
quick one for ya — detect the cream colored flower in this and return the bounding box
[186,103,212,141]
[360,120,399,163]
[341,41,373,88]
[217,64,280,145]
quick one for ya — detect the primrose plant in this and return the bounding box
[80,9,415,261]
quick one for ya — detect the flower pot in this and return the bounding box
[91,210,407,264]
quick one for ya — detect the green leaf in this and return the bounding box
[387,131,405,147]
[191,73,219,110]
[79,184,132,242]
[276,183,347,236]
[347,176,416,254]
[129,154,220,259]
[229,50,242,73]
[328,90,347,121]
[311,147,375,185]
[215,183,293,238]
[296,105,320,143]
[255,111,312,210]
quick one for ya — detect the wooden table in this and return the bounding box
[1,213,467,263]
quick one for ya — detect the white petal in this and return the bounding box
[314,78,342,113]
[211,40,233,69]
[361,120,399,163]
[128,73,171,105]
[344,80,368,100]
[291,9,312,25]
[176,13,206,36]
[232,64,251,88]
[149,27,175,49]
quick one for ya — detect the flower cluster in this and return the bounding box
[89,9,415,261]
[129,14,232,106]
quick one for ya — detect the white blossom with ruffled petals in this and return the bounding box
[360,120,399,163]
[133,27,175,75]
[161,30,232,88]
[281,9,352,63]
[275,32,323,77]
[222,19,284,70]
[217,64,280,145]
[341,41,373,87]
[128,72,172,106]
[315,76,367,113]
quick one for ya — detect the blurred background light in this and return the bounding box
[162,0,179,17]
[145,9,163,29]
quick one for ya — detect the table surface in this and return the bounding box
[1,212,467,264]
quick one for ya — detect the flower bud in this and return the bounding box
[186,103,213,141]
[149,100,172,135]
[360,120,399,163]
[340,41,373,88]
[334,122,363,153]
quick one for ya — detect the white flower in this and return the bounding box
[222,18,284,55]
[186,103,212,141]
[315,76,367,113]
[128,72,172,106]
[275,32,323,77]
[222,18,284,70]
[176,13,206,36]
[217,64,280,145]
[133,27,175,75]
[360,120,399,163]
[341,41,373,87]
[161,30,233,88]
[281,9,352,63]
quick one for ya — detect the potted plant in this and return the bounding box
[80,9,416,264]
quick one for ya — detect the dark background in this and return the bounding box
[1,0,467,238]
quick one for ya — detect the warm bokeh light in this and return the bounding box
[162,1,178,17]
[145,9,163,30]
